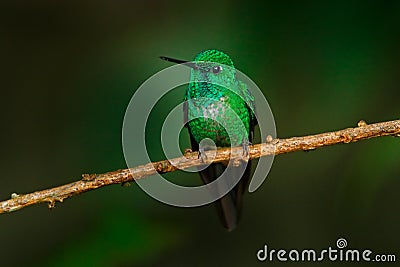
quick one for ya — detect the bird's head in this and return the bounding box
[161,49,236,88]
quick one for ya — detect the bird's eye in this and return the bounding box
[212,65,223,74]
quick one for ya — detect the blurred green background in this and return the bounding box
[1,1,399,266]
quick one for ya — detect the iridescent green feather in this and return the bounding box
[179,49,256,231]
[185,49,255,147]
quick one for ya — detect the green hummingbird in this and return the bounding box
[161,49,257,231]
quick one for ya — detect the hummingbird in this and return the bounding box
[160,49,257,231]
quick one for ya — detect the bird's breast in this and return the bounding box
[187,96,249,147]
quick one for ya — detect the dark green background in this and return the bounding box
[1,1,399,266]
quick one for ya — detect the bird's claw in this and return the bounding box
[198,147,208,163]
[241,138,251,157]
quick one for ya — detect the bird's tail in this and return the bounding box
[198,161,251,231]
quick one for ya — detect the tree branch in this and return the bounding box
[1,119,399,214]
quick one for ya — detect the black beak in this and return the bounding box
[160,56,197,69]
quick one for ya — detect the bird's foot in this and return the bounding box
[241,138,251,158]
[198,138,217,163]
[198,147,208,163]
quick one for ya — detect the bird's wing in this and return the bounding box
[183,98,189,128]
[232,81,256,216]
[237,80,257,128]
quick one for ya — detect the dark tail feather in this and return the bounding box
[198,161,251,231]
[216,187,239,231]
